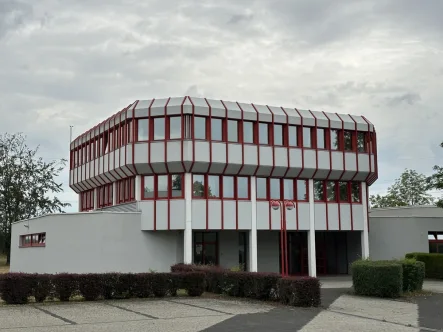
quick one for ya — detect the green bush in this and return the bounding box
[181,272,206,297]
[405,253,443,279]
[0,273,34,304]
[400,259,425,292]
[78,274,103,301]
[32,274,52,303]
[278,277,321,307]
[53,274,78,302]
[352,260,403,298]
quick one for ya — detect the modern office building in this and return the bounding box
[10,97,378,276]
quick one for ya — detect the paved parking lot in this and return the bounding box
[1,278,443,331]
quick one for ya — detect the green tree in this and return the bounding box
[0,133,70,263]
[427,142,443,208]
[370,169,434,208]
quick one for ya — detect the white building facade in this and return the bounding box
[11,97,378,276]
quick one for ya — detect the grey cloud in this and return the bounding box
[386,93,421,107]
[0,0,33,39]
[228,14,253,25]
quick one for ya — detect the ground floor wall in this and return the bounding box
[11,212,182,274]
[369,216,443,260]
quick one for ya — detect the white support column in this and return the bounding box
[361,182,370,259]
[249,176,258,272]
[112,182,117,205]
[135,175,142,201]
[308,179,317,277]
[184,173,193,264]
[93,188,98,210]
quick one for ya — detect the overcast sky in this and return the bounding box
[1,0,442,211]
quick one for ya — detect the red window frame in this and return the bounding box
[168,116,183,140]
[302,126,313,149]
[136,118,149,142]
[241,121,256,144]
[116,177,135,204]
[20,232,46,248]
[256,178,309,201]
[141,174,185,200]
[97,183,113,208]
[227,119,239,142]
[315,128,327,150]
[311,181,362,203]
[193,232,219,265]
[288,125,300,147]
[273,123,285,146]
[313,180,326,201]
[192,174,251,200]
[258,122,270,145]
[210,117,224,142]
[80,189,94,211]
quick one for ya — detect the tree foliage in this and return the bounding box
[0,133,70,263]
[427,142,443,208]
[370,169,434,208]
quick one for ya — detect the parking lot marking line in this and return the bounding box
[166,300,233,315]
[103,302,159,319]
[32,306,77,325]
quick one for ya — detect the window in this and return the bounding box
[211,118,223,141]
[243,121,254,143]
[256,177,268,200]
[228,120,238,142]
[194,232,218,265]
[314,180,325,201]
[153,118,165,140]
[331,130,340,150]
[128,120,133,143]
[142,174,184,199]
[223,176,234,198]
[237,177,249,199]
[208,175,220,198]
[429,232,443,254]
[297,180,308,201]
[20,233,46,248]
[351,182,361,203]
[193,174,205,197]
[344,131,353,151]
[169,117,181,139]
[117,177,135,204]
[194,117,206,140]
[171,174,183,197]
[98,183,113,208]
[317,128,326,149]
[326,181,337,202]
[339,181,349,201]
[283,179,294,199]
[303,127,312,148]
[357,132,366,152]
[274,124,284,146]
[157,175,168,198]
[288,126,298,147]
[270,178,280,199]
[80,189,94,211]
[184,115,192,139]
[259,123,269,145]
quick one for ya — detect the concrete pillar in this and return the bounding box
[361,182,370,259]
[112,182,117,205]
[93,188,98,210]
[135,175,142,201]
[308,179,317,277]
[78,193,82,212]
[184,173,193,264]
[249,176,258,272]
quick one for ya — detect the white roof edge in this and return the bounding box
[370,205,438,211]
[12,211,142,224]
[369,215,443,218]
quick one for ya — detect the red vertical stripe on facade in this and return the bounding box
[349,115,360,232]
[322,112,333,231]
[206,98,212,230]
[124,106,135,176]
[361,116,373,182]
[308,110,320,179]
[294,108,304,178]
[189,97,196,172]
[280,107,291,178]
[180,97,187,172]
[131,100,139,175]
[164,97,171,175]
[219,100,229,230]
[236,102,248,176]
[265,105,276,177]
[335,113,346,231]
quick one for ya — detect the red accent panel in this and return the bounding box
[180,97,187,172]
[219,100,229,231]
[349,115,359,182]
[189,97,196,172]
[294,108,304,178]
[361,116,373,182]
[322,112,333,231]
[131,100,139,175]
[236,102,248,176]
[164,97,171,175]
[308,110,319,179]
[335,113,346,182]
[280,107,291,178]
[147,99,155,176]
[265,105,276,177]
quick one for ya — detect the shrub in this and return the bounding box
[405,253,443,279]
[251,273,281,300]
[221,272,250,297]
[278,277,321,307]
[352,260,402,298]
[133,273,152,298]
[78,274,103,301]
[0,273,34,304]
[401,259,425,292]
[151,273,169,297]
[181,272,205,296]
[102,273,120,299]
[53,274,78,301]
[32,274,52,303]
[167,273,181,297]
[114,274,136,299]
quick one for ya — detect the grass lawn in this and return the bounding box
[0,254,9,274]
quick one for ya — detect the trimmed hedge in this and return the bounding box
[352,260,403,298]
[405,253,443,279]
[278,277,321,307]
[401,259,425,292]
[0,272,206,304]
[170,264,320,307]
